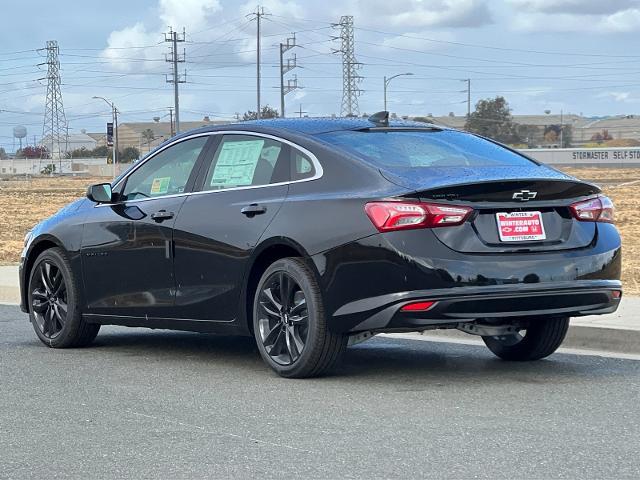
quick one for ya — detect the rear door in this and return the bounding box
[172,133,291,321]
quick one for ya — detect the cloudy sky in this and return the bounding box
[1,0,640,150]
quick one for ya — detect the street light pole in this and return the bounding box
[93,96,118,177]
[383,72,414,111]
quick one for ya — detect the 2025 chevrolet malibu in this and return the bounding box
[19,114,622,378]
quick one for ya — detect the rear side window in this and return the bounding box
[201,135,289,190]
[318,130,535,168]
[291,149,316,181]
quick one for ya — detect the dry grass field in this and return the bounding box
[1,168,638,293]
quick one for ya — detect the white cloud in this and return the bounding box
[376,31,455,52]
[508,0,640,33]
[509,0,638,15]
[159,0,222,31]
[597,91,639,103]
[335,0,492,28]
[101,0,223,71]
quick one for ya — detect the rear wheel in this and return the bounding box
[28,248,100,348]
[482,317,569,361]
[253,258,347,378]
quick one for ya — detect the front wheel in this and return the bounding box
[28,248,100,348]
[482,317,570,361]
[253,258,347,378]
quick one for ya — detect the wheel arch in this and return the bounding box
[22,235,66,311]
[241,237,318,336]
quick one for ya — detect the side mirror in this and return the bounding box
[86,183,113,203]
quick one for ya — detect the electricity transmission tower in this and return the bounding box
[333,16,362,117]
[165,27,186,134]
[280,34,301,118]
[41,40,68,168]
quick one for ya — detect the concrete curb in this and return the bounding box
[0,287,20,306]
[421,324,640,355]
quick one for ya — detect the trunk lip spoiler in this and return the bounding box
[379,169,602,198]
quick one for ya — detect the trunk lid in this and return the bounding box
[384,169,601,254]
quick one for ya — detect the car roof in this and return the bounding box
[172,116,444,140]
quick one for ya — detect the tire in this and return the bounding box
[482,317,570,361]
[27,247,100,348]
[253,257,347,378]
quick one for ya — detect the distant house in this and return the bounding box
[39,132,97,153]
[116,119,231,152]
[422,114,640,147]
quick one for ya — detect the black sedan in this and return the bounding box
[19,113,622,377]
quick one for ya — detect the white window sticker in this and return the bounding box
[150,177,171,195]
[210,139,264,187]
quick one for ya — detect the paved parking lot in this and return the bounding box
[1,304,639,479]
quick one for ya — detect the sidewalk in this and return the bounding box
[0,265,19,306]
[1,264,637,353]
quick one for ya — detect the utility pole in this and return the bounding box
[384,73,413,111]
[560,109,564,147]
[461,78,471,118]
[297,104,307,118]
[40,40,68,170]
[279,34,300,118]
[248,6,269,119]
[92,96,118,177]
[165,27,186,133]
[168,107,174,136]
[332,16,362,117]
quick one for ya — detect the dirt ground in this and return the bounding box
[1,168,638,293]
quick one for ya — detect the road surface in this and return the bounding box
[1,305,639,479]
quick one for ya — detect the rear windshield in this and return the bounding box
[318,130,535,168]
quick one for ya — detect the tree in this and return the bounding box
[16,146,48,159]
[41,163,56,175]
[120,146,140,163]
[464,96,520,144]
[92,145,110,157]
[544,129,558,144]
[141,129,155,144]
[242,105,279,121]
[0,147,7,160]
[515,124,538,147]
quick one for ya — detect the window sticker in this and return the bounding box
[210,139,264,187]
[150,176,171,195]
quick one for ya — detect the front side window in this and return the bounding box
[121,136,208,201]
[201,135,289,191]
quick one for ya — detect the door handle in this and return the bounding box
[150,210,175,222]
[241,204,267,217]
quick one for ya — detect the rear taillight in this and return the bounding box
[569,196,615,224]
[364,201,472,232]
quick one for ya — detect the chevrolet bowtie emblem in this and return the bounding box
[512,190,538,201]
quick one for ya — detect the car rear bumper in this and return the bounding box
[312,226,622,333]
[332,280,622,332]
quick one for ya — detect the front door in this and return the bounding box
[81,135,212,318]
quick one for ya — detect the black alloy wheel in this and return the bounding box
[253,258,347,378]
[257,270,309,366]
[482,317,570,361]
[28,248,100,348]
[31,260,68,339]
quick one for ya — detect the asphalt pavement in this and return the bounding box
[1,304,639,479]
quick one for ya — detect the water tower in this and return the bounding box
[13,125,27,151]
